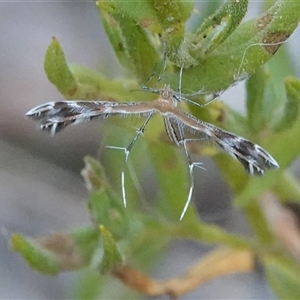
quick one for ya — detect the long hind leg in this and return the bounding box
[107,113,153,207]
[179,138,205,220]
[164,116,205,219]
[173,65,207,219]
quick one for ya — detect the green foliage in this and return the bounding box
[99,225,123,275]
[10,227,99,275]
[12,1,300,299]
[276,77,300,130]
[10,233,60,275]
[264,255,300,299]
[82,156,131,240]
[194,0,248,54]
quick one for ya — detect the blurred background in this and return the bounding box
[1,1,299,299]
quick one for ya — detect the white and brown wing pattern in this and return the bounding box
[25,100,155,135]
[164,108,279,175]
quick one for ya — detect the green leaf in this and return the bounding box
[70,226,100,265]
[101,1,161,33]
[88,189,130,240]
[10,227,99,275]
[241,199,274,244]
[10,233,60,275]
[98,0,196,72]
[150,0,195,66]
[233,170,279,208]
[74,269,101,300]
[69,64,152,102]
[97,1,160,83]
[81,155,107,192]
[246,67,269,132]
[263,40,294,118]
[44,38,143,101]
[99,225,123,275]
[143,218,252,250]
[44,37,78,98]
[104,0,195,66]
[276,77,300,131]
[274,172,300,205]
[192,0,248,55]
[264,255,300,299]
[173,0,300,97]
[82,156,130,240]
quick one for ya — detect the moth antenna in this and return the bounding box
[237,39,288,79]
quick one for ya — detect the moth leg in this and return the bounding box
[174,63,222,108]
[107,113,153,207]
[178,92,222,108]
[164,116,206,219]
[178,63,184,96]
[141,52,167,93]
[179,138,206,220]
[154,51,167,88]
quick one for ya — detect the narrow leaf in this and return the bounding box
[264,255,300,300]
[176,1,300,98]
[97,1,160,83]
[99,225,123,275]
[45,39,140,102]
[246,67,269,132]
[193,0,248,55]
[10,233,60,275]
[44,37,78,98]
[11,227,99,275]
[151,0,195,66]
[82,156,130,240]
[276,77,300,131]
